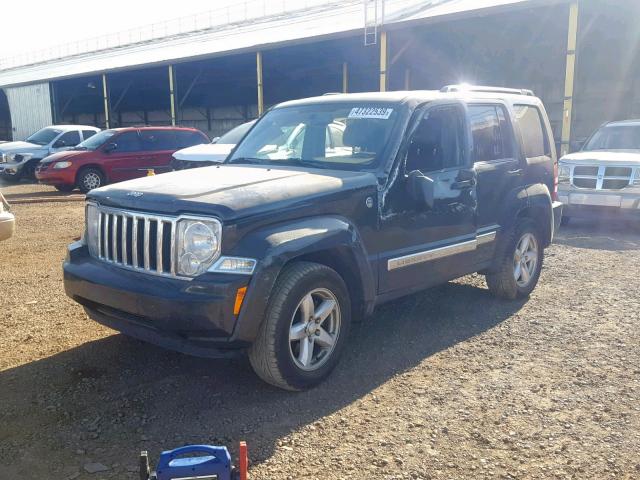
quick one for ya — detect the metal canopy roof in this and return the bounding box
[0,0,557,88]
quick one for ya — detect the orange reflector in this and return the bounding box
[234,286,248,315]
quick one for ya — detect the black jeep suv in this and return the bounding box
[64,86,563,390]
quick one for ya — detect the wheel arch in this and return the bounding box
[230,215,376,343]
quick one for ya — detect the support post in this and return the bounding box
[560,0,579,157]
[102,73,110,129]
[379,30,388,92]
[169,65,177,126]
[342,62,348,93]
[256,51,264,116]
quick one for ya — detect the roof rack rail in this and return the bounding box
[323,92,342,96]
[441,85,535,96]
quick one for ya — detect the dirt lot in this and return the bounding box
[1,183,639,479]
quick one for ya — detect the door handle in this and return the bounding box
[451,179,476,190]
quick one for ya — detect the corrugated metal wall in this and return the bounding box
[4,83,53,140]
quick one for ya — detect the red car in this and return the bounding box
[36,126,209,192]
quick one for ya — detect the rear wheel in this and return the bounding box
[77,167,105,193]
[486,218,543,299]
[249,262,351,391]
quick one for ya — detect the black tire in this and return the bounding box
[485,218,544,300]
[249,261,351,391]
[77,167,105,193]
[54,185,75,193]
[21,160,39,181]
[560,215,570,227]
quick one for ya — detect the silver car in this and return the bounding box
[0,191,14,241]
[557,119,640,224]
[0,125,100,181]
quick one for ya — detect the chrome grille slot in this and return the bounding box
[570,164,633,191]
[95,208,176,277]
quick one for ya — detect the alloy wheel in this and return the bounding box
[513,232,538,288]
[288,288,341,371]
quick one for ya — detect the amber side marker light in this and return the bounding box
[234,286,248,315]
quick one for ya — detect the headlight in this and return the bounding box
[558,163,571,184]
[176,218,221,276]
[85,203,100,255]
[53,161,72,169]
[10,153,32,163]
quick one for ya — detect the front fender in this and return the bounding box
[229,216,375,342]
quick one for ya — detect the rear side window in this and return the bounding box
[140,130,176,151]
[113,131,142,152]
[514,105,549,158]
[58,130,81,147]
[82,130,97,141]
[468,105,513,162]
[175,130,207,149]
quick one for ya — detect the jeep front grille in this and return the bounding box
[570,165,634,191]
[96,209,176,276]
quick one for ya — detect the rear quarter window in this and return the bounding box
[175,130,207,149]
[514,105,549,158]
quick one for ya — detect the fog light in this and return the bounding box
[209,256,257,275]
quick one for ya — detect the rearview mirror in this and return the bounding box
[406,170,435,210]
[104,142,117,153]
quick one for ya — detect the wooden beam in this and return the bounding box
[256,51,264,116]
[102,74,110,129]
[379,31,388,92]
[560,1,579,157]
[169,65,177,126]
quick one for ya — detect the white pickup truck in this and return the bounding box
[558,119,640,223]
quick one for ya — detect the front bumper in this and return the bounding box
[558,189,640,219]
[0,162,21,177]
[0,211,15,241]
[63,242,252,357]
[35,165,74,185]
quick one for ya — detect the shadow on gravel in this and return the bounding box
[0,281,525,473]
[554,217,640,251]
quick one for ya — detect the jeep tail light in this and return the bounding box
[633,168,640,187]
[552,162,559,200]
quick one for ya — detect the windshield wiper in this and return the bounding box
[72,146,88,151]
[227,157,265,165]
[274,158,326,169]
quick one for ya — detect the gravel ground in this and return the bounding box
[0,184,639,479]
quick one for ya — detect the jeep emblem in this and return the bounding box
[127,191,144,197]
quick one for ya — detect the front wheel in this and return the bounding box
[249,262,351,391]
[485,219,544,299]
[77,167,105,193]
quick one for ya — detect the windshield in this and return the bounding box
[26,128,62,146]
[228,103,399,169]
[216,121,255,145]
[584,125,640,151]
[75,130,116,151]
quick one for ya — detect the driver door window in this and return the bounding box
[55,131,81,148]
[405,107,465,174]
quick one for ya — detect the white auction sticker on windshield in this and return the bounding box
[348,107,394,120]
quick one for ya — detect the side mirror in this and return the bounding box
[211,136,221,144]
[406,170,435,210]
[104,142,117,153]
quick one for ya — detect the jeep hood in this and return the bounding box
[88,165,378,221]
[560,150,640,166]
[172,143,234,162]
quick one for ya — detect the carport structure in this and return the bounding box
[0,0,639,152]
